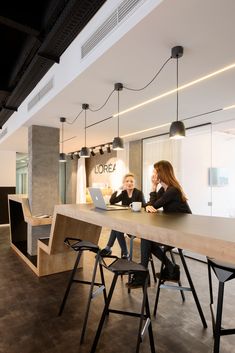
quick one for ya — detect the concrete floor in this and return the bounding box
[0,225,235,353]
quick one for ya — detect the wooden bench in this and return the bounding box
[8,195,102,276]
[37,212,101,276]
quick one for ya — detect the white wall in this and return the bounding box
[180,128,211,215]
[211,131,235,217]
[0,151,16,186]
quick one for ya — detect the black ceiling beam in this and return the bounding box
[38,52,60,64]
[2,105,18,112]
[0,89,11,95]
[0,0,106,127]
[0,15,40,37]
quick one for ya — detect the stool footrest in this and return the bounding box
[160,284,192,291]
[108,308,148,319]
[141,318,151,339]
[220,328,235,336]
[92,285,105,299]
[210,303,216,329]
[73,279,103,287]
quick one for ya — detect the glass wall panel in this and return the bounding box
[143,124,212,216]
[16,153,28,194]
[211,119,235,218]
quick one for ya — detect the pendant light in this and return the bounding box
[59,117,67,162]
[112,82,124,150]
[80,103,90,158]
[169,46,186,139]
[107,144,111,153]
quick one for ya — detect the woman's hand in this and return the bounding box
[145,205,157,213]
[151,173,160,192]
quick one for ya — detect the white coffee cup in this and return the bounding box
[130,201,142,212]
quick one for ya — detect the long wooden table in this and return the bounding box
[54,203,235,265]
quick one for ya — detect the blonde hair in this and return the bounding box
[154,160,187,202]
[122,173,135,183]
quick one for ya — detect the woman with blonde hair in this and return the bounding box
[128,160,191,288]
[100,173,145,258]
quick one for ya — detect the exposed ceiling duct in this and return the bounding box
[0,0,106,127]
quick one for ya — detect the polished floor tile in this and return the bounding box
[0,226,235,353]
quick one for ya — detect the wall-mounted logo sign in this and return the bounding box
[94,163,116,174]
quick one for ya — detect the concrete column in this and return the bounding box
[28,125,60,255]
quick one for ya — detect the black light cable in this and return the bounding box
[59,117,67,162]
[112,83,124,150]
[123,56,172,91]
[63,51,173,129]
[65,108,83,125]
[169,46,185,139]
[88,89,115,112]
[80,103,90,158]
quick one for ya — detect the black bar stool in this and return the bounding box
[90,257,156,353]
[153,246,207,329]
[207,257,235,353]
[58,237,107,344]
[129,235,157,282]
[127,235,157,293]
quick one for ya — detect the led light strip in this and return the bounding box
[122,103,235,138]
[113,62,235,118]
[223,104,235,111]
[121,123,170,138]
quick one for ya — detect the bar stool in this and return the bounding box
[127,235,157,293]
[58,237,107,344]
[153,246,207,329]
[207,257,235,353]
[129,235,157,282]
[90,256,156,353]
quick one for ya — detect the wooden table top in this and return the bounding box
[53,203,235,265]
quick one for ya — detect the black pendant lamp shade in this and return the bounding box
[73,152,80,160]
[59,117,67,162]
[80,103,90,158]
[112,136,124,150]
[169,46,186,139]
[112,83,124,150]
[59,152,67,162]
[169,120,185,139]
[80,146,90,158]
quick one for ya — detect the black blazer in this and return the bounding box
[147,186,191,213]
[110,188,146,207]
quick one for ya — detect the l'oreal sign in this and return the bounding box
[94,163,116,174]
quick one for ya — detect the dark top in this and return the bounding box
[110,188,146,207]
[147,186,191,214]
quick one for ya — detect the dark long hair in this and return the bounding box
[154,160,187,202]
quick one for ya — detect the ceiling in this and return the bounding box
[1,0,235,153]
[0,0,106,127]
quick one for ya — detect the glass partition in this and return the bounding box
[211,120,235,218]
[16,153,28,194]
[143,119,235,218]
[143,124,212,216]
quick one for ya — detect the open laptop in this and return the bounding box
[89,187,129,211]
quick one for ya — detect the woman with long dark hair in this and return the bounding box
[128,160,191,288]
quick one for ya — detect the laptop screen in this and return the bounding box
[88,188,108,209]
